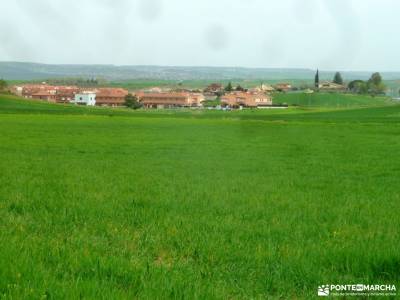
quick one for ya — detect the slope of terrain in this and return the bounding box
[0,95,399,298]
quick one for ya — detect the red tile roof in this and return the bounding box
[31,91,55,96]
[138,92,190,99]
[95,88,129,98]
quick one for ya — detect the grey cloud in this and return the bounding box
[293,0,319,24]
[204,24,230,51]
[320,0,362,69]
[138,0,163,22]
[0,0,399,70]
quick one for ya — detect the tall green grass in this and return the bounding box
[0,95,400,298]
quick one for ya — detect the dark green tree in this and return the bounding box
[348,80,368,94]
[357,81,368,94]
[314,69,319,89]
[367,72,385,95]
[235,85,245,91]
[368,72,382,86]
[333,72,343,85]
[348,80,361,90]
[348,80,363,93]
[124,93,142,109]
[225,82,233,92]
[0,79,7,92]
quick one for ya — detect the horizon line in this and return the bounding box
[1,61,399,73]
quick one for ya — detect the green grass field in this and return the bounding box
[1,94,400,299]
[273,92,392,107]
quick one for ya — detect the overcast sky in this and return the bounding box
[1,0,399,71]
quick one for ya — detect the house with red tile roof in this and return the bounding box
[221,92,272,108]
[54,86,80,103]
[13,84,79,103]
[12,84,52,98]
[204,83,224,93]
[12,84,129,106]
[92,88,129,106]
[31,90,57,102]
[137,92,205,108]
[274,83,292,92]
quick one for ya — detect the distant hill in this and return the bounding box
[1,61,400,81]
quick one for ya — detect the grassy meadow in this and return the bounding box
[1,93,400,299]
[273,92,393,107]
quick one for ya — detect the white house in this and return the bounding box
[71,92,96,106]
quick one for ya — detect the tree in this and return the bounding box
[314,69,319,89]
[215,91,224,97]
[348,75,385,96]
[124,93,142,109]
[333,72,343,85]
[368,72,382,86]
[235,85,245,91]
[0,79,7,92]
[356,81,368,94]
[348,80,362,90]
[367,72,386,95]
[225,82,233,92]
[299,83,312,90]
[348,80,368,94]
[348,80,363,93]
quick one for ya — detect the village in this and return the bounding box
[9,78,347,109]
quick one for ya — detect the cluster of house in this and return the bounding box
[11,84,129,106]
[203,83,274,107]
[10,80,347,109]
[272,82,345,92]
[11,82,275,108]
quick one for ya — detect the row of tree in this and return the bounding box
[315,70,344,86]
[224,82,246,92]
[45,78,107,87]
[348,73,386,95]
[315,70,386,95]
[0,78,106,92]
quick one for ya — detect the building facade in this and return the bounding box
[93,88,129,106]
[204,83,224,94]
[12,84,79,103]
[274,83,292,92]
[137,92,205,108]
[54,86,80,103]
[318,81,346,92]
[221,92,273,108]
[72,92,96,106]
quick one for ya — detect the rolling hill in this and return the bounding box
[2,61,400,81]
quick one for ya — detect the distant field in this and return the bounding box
[273,92,392,107]
[8,78,313,90]
[96,79,317,90]
[1,95,400,299]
